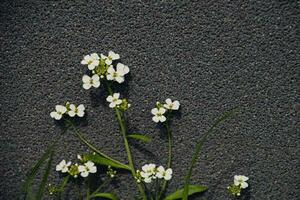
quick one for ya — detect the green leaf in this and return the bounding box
[165,185,207,200]
[91,192,119,200]
[22,142,56,197]
[182,109,238,200]
[127,134,151,143]
[84,154,131,170]
[36,150,54,200]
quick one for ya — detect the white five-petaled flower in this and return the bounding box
[56,160,71,173]
[78,161,97,178]
[151,107,167,123]
[234,175,249,189]
[106,93,122,108]
[156,166,173,181]
[68,104,85,117]
[81,53,100,70]
[101,51,120,65]
[164,98,180,110]
[82,74,100,90]
[50,105,67,120]
[141,164,156,183]
[106,63,130,83]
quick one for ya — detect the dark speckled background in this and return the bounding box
[0,0,299,199]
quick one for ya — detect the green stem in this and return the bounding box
[158,113,172,200]
[182,109,237,200]
[57,175,69,199]
[105,82,147,200]
[66,120,126,167]
[90,178,112,198]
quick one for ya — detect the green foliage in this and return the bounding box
[22,135,61,200]
[36,150,54,200]
[182,109,238,200]
[91,192,119,200]
[83,154,131,170]
[165,185,208,200]
[128,134,152,143]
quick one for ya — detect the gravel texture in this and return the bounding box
[0,0,299,199]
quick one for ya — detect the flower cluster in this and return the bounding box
[55,156,97,178]
[151,98,180,123]
[81,51,129,90]
[50,102,85,120]
[136,164,172,183]
[106,93,131,110]
[228,175,249,196]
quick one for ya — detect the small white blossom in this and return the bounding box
[106,63,129,83]
[234,175,249,189]
[78,161,97,177]
[82,74,100,90]
[56,160,71,173]
[151,107,166,123]
[101,51,120,65]
[68,104,85,117]
[140,164,156,183]
[77,154,82,161]
[81,53,100,70]
[163,98,180,110]
[156,166,172,181]
[50,105,67,120]
[106,93,122,108]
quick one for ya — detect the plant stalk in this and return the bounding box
[106,82,147,200]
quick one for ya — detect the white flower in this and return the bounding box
[81,53,100,70]
[77,154,82,161]
[68,104,85,117]
[106,93,122,108]
[156,166,173,181]
[106,63,129,83]
[163,98,180,110]
[56,160,71,173]
[151,107,167,123]
[82,74,100,90]
[234,175,249,189]
[50,105,67,120]
[101,51,120,65]
[140,164,156,183]
[78,161,97,177]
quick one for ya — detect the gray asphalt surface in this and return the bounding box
[0,0,299,199]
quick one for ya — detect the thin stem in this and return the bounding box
[86,178,91,200]
[105,82,147,200]
[158,112,172,200]
[182,109,237,200]
[75,182,82,200]
[90,178,112,198]
[66,120,126,167]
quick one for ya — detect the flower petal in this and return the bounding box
[113,93,120,99]
[83,83,92,90]
[151,108,158,115]
[82,75,91,83]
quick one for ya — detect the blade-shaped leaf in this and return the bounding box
[36,150,54,200]
[91,192,119,200]
[165,185,207,200]
[127,134,151,143]
[84,154,130,170]
[22,142,56,196]
[182,109,238,200]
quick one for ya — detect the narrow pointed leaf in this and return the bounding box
[91,192,119,200]
[127,134,151,143]
[165,185,207,200]
[182,109,238,200]
[36,150,54,200]
[83,154,130,170]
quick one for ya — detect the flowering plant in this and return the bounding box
[21,51,247,200]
